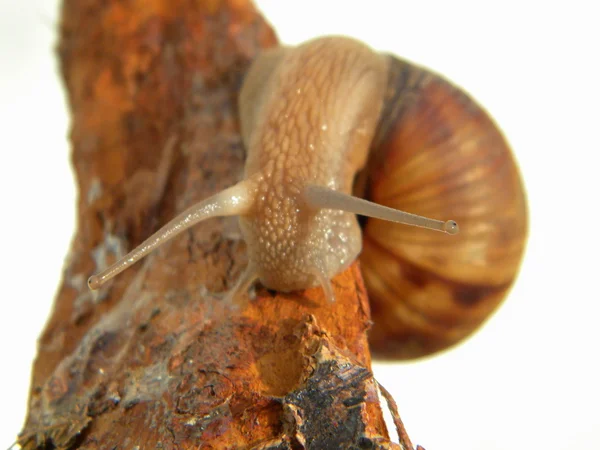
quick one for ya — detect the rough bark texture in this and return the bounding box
[19,0,409,448]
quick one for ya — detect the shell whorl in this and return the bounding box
[361,55,528,359]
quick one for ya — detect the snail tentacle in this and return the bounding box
[88,179,257,290]
[222,262,259,305]
[312,267,335,303]
[303,185,458,235]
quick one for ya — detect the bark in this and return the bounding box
[18,0,413,448]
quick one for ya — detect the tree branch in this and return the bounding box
[18,0,413,448]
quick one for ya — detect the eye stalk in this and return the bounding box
[303,185,459,235]
[87,180,256,290]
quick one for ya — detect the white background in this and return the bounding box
[1,1,599,449]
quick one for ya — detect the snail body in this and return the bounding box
[88,36,527,359]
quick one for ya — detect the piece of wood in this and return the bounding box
[18,0,414,448]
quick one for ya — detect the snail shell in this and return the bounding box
[360,55,528,359]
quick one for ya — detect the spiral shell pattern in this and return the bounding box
[361,55,528,359]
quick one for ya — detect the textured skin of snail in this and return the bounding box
[361,55,528,359]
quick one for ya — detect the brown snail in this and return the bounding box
[87,36,527,359]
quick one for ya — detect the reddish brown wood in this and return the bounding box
[18,0,412,448]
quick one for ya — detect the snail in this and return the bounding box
[88,36,527,359]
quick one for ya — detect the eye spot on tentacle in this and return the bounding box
[444,220,459,235]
